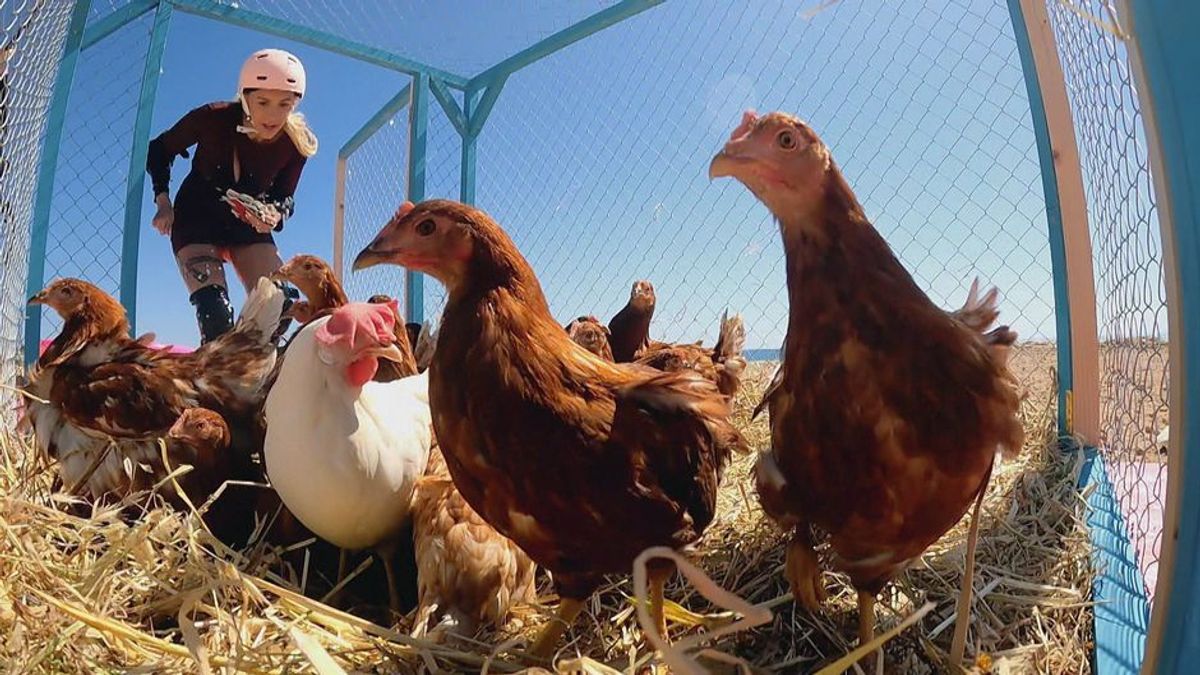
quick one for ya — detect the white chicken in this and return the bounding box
[263,300,432,615]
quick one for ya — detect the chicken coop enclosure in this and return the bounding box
[1,0,1198,672]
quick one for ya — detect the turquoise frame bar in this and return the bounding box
[23,0,94,365]
[170,0,469,89]
[119,0,173,333]
[338,83,412,159]
[1006,0,1074,435]
[1077,446,1152,674]
[405,73,429,324]
[81,0,158,50]
[1125,1,1200,673]
[460,89,482,205]
[468,0,664,88]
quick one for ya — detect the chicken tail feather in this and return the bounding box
[235,277,287,342]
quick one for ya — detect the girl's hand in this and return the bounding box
[229,198,281,234]
[152,195,174,236]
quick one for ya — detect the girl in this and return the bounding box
[146,48,316,343]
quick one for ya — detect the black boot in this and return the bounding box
[271,281,301,344]
[190,285,234,345]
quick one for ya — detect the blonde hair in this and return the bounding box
[284,111,319,158]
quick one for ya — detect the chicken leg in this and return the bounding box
[377,542,403,620]
[786,528,826,613]
[528,597,586,659]
[858,590,883,674]
[647,558,676,644]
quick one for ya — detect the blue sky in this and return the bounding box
[38,1,1085,351]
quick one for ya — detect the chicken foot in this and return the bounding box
[785,528,826,612]
[527,597,585,660]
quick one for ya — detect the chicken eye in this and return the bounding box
[415,219,437,237]
[777,130,797,150]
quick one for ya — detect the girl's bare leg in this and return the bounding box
[228,242,284,292]
[229,242,297,341]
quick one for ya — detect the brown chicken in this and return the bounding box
[634,310,747,399]
[607,280,656,362]
[22,278,283,544]
[409,444,538,641]
[272,254,348,325]
[271,255,418,381]
[565,315,614,361]
[353,199,747,658]
[710,110,1023,666]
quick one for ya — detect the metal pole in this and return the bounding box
[405,72,429,324]
[460,89,481,205]
[332,156,347,281]
[24,0,95,364]
[120,0,173,334]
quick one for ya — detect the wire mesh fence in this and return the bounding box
[0,1,76,426]
[340,103,409,306]
[459,0,1055,400]
[1048,0,1169,608]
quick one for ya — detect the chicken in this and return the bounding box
[607,280,656,362]
[263,300,432,616]
[565,315,614,361]
[710,110,1023,666]
[633,310,747,399]
[272,254,348,326]
[22,277,284,517]
[408,444,538,641]
[272,256,419,381]
[352,199,747,657]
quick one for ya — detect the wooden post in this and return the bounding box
[1010,0,1102,444]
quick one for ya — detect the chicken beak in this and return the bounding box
[352,244,386,272]
[26,290,48,306]
[367,341,407,364]
[708,149,742,180]
[269,263,293,283]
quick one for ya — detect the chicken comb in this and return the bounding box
[391,200,416,223]
[314,302,398,354]
[729,109,758,141]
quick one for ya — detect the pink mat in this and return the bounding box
[1108,460,1168,599]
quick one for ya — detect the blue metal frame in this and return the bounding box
[1077,447,1152,674]
[81,0,158,50]
[405,73,429,324]
[1007,0,1075,435]
[338,84,412,159]
[467,0,665,89]
[1125,2,1200,672]
[23,0,94,365]
[460,89,482,205]
[170,0,469,89]
[428,77,465,137]
[119,1,173,333]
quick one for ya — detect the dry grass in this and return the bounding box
[0,345,1096,674]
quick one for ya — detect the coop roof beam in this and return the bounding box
[338,83,412,159]
[169,0,469,89]
[468,0,664,88]
[429,76,466,137]
[81,0,158,51]
[466,75,507,139]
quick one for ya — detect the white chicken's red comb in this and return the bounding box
[314,301,398,354]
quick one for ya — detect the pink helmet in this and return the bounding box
[238,48,306,98]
